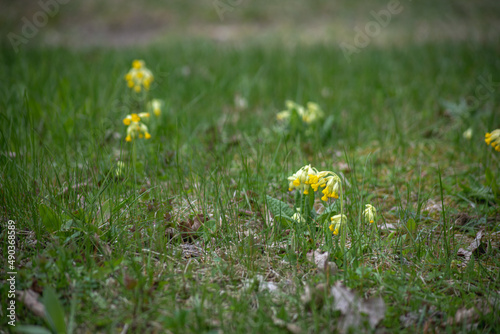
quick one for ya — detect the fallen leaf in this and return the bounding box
[379,223,397,231]
[124,275,138,290]
[17,290,45,318]
[449,307,478,325]
[454,212,472,226]
[285,323,302,334]
[178,214,206,241]
[306,249,338,275]
[457,229,486,266]
[423,199,442,213]
[330,282,385,332]
[244,275,279,293]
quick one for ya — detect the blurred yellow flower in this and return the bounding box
[148,99,163,117]
[277,100,324,124]
[364,204,377,223]
[125,59,154,92]
[276,110,290,121]
[485,129,500,151]
[303,102,324,124]
[123,113,141,126]
[123,113,151,142]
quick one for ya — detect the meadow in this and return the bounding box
[1,1,500,333]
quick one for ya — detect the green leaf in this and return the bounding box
[39,204,63,233]
[42,287,67,334]
[266,195,295,226]
[14,326,53,334]
[406,218,417,234]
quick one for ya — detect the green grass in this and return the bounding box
[1,35,500,333]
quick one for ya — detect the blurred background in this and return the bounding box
[1,0,500,48]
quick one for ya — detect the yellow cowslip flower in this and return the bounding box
[123,113,141,126]
[308,171,330,192]
[123,114,151,142]
[364,204,377,223]
[288,165,318,194]
[320,174,341,201]
[302,102,324,124]
[276,110,290,121]
[485,129,500,151]
[148,99,163,117]
[133,60,145,69]
[329,214,347,235]
[125,59,154,92]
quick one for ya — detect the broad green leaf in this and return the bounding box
[266,195,294,226]
[42,287,67,334]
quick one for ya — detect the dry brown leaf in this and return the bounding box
[285,323,302,334]
[449,307,478,325]
[124,275,138,290]
[16,289,45,318]
[423,199,442,213]
[306,249,338,275]
[330,282,386,332]
[457,229,486,266]
[454,212,473,226]
[178,214,206,241]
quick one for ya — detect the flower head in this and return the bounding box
[123,113,151,142]
[329,214,347,235]
[276,110,290,121]
[319,174,341,201]
[148,99,163,117]
[125,59,154,92]
[287,164,318,194]
[302,102,324,124]
[278,100,324,125]
[364,204,377,223]
[485,129,500,151]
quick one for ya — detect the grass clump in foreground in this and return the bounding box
[1,38,500,333]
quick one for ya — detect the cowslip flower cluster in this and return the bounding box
[277,100,324,124]
[329,214,347,235]
[485,129,500,151]
[288,165,342,201]
[125,60,154,92]
[364,204,377,223]
[123,113,151,142]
